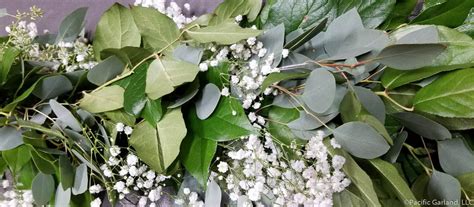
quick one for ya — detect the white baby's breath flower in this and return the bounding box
[282,49,289,58]
[217,161,229,173]
[116,122,125,132]
[90,198,102,207]
[199,63,208,72]
[124,126,133,135]
[221,87,230,97]
[235,15,243,22]
[109,145,121,157]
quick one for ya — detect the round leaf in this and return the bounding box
[427,171,461,205]
[302,68,336,113]
[32,75,73,100]
[87,55,125,86]
[0,126,23,151]
[438,138,474,176]
[333,121,390,159]
[32,173,55,205]
[196,83,221,120]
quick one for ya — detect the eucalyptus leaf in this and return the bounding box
[131,6,180,53]
[302,68,336,113]
[258,24,285,67]
[87,55,125,86]
[33,75,73,100]
[195,83,221,120]
[32,172,55,205]
[205,179,222,207]
[173,44,203,65]
[438,138,474,176]
[354,86,386,123]
[427,171,461,207]
[168,80,200,109]
[0,126,23,151]
[391,112,451,140]
[59,156,74,189]
[79,85,125,113]
[93,3,141,60]
[49,99,82,132]
[129,109,186,172]
[54,184,71,207]
[384,131,408,163]
[186,21,262,45]
[333,121,390,159]
[55,7,87,43]
[287,111,337,130]
[72,163,88,195]
[375,44,446,70]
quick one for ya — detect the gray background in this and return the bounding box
[0,0,223,36]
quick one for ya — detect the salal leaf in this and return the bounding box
[205,179,222,206]
[375,44,446,70]
[55,7,87,43]
[131,6,180,53]
[195,83,221,120]
[0,126,23,151]
[87,55,125,86]
[427,171,461,206]
[129,109,186,172]
[93,3,141,60]
[79,85,124,113]
[285,18,327,51]
[411,0,474,28]
[413,68,474,118]
[391,112,451,140]
[189,97,255,142]
[186,21,262,45]
[333,121,390,159]
[368,159,420,207]
[382,26,474,89]
[49,99,82,132]
[325,141,381,206]
[54,184,71,207]
[302,68,336,113]
[145,57,199,100]
[32,173,55,205]
[72,163,88,195]
[181,131,217,187]
[33,75,73,100]
[438,138,474,176]
[123,63,148,116]
[379,0,418,30]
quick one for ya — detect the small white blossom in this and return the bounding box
[221,87,230,97]
[116,122,125,132]
[235,15,243,22]
[199,63,208,72]
[217,161,229,173]
[124,126,133,135]
[90,198,102,207]
[282,49,289,58]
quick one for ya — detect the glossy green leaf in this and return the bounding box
[55,7,87,43]
[142,98,163,126]
[333,121,390,159]
[145,57,199,100]
[123,63,148,116]
[93,3,141,60]
[0,47,20,85]
[2,145,31,173]
[379,0,418,30]
[30,149,56,174]
[0,126,23,151]
[267,106,306,145]
[427,171,461,207]
[302,68,336,113]
[381,26,474,89]
[188,97,255,142]
[87,56,125,86]
[33,75,73,100]
[368,159,420,207]
[129,108,186,172]
[72,163,88,195]
[412,0,474,28]
[392,112,451,140]
[375,44,446,70]
[438,138,474,176]
[413,68,474,118]
[181,130,217,188]
[284,18,327,51]
[209,0,262,25]
[186,21,262,45]
[79,85,125,113]
[195,83,221,120]
[131,6,179,53]
[32,172,55,205]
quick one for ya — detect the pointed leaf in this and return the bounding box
[391,112,451,140]
[0,126,23,150]
[56,7,87,43]
[375,44,446,70]
[72,163,88,195]
[186,21,262,45]
[438,138,474,176]
[49,99,82,131]
[32,173,55,205]
[79,85,124,113]
[54,184,71,207]
[87,55,125,86]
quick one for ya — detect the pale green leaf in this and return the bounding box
[79,85,124,113]
[186,21,262,45]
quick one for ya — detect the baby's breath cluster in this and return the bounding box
[0,179,34,207]
[217,131,350,206]
[134,0,196,28]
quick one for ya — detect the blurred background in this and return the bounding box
[0,0,223,35]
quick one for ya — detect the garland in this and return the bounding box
[0,0,473,206]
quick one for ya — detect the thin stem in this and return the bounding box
[375,91,414,111]
[420,136,435,170]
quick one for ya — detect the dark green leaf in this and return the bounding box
[413,68,474,118]
[268,106,306,145]
[375,44,446,70]
[0,47,20,85]
[30,148,56,174]
[32,172,55,205]
[55,7,87,43]
[93,3,141,60]
[260,72,308,93]
[2,145,31,173]
[438,138,474,176]
[284,18,327,51]
[59,156,74,189]
[392,112,451,140]
[142,98,163,126]
[333,121,390,159]
[195,83,221,120]
[384,131,408,163]
[123,63,148,116]
[168,80,200,109]
[379,0,418,30]
[411,0,474,28]
[0,126,23,150]
[33,75,73,100]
